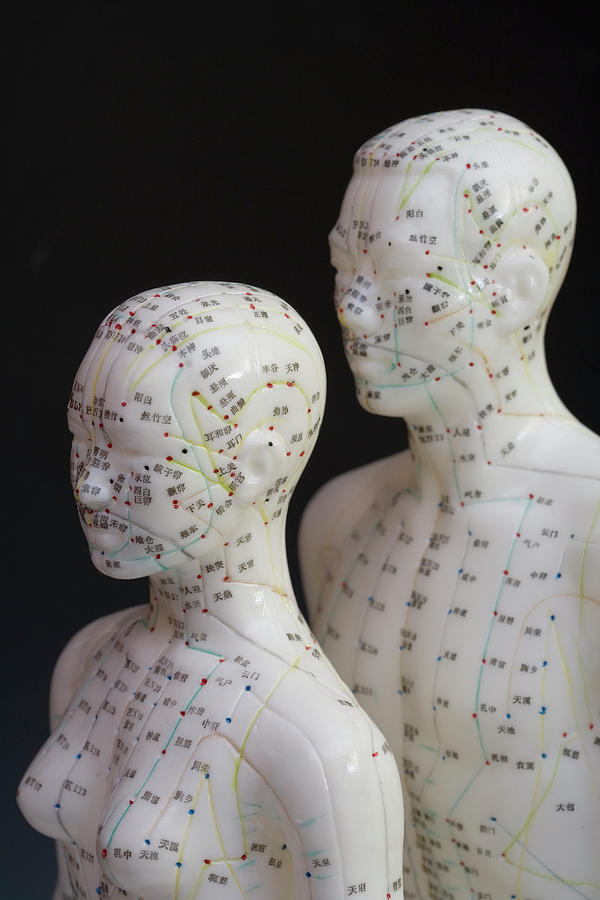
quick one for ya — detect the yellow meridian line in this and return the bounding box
[189,379,313,500]
[502,748,560,861]
[503,853,599,888]
[128,316,315,392]
[90,324,124,442]
[205,776,248,898]
[188,400,233,496]
[579,504,599,622]
[399,158,438,210]
[187,862,211,900]
[128,322,243,390]
[232,659,301,841]
[176,773,207,900]
[551,614,583,743]
[515,618,551,895]
[506,607,591,880]
[576,506,600,789]
[426,271,459,290]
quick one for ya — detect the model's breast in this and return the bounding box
[18,617,168,845]
[98,733,296,900]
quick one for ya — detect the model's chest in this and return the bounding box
[315,479,596,686]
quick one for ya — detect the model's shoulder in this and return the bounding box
[300,449,412,540]
[50,605,145,723]
[299,450,413,619]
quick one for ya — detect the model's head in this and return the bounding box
[329,109,576,415]
[68,282,325,578]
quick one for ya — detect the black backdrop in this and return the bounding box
[7,4,598,895]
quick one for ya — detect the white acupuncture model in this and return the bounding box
[18,283,404,900]
[300,110,600,900]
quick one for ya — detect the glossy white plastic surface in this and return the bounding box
[300,111,600,900]
[18,282,404,900]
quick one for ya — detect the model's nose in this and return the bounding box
[337,277,380,337]
[75,449,114,508]
[77,476,113,509]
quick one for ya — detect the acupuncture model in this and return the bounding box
[300,110,600,900]
[18,282,404,900]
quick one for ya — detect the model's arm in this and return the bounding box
[49,605,146,724]
[299,452,411,627]
[299,461,384,625]
[244,671,405,899]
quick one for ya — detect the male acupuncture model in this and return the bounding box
[300,109,600,900]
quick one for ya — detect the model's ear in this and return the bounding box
[493,245,550,334]
[234,427,286,503]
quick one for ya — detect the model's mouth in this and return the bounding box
[77,502,129,528]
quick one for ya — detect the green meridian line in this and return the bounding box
[105,798,137,850]
[448,762,486,815]
[133,758,160,800]
[497,815,597,896]
[354,364,463,390]
[423,383,462,501]
[163,661,221,750]
[474,495,533,756]
[188,645,225,658]
[464,496,534,507]
[298,816,319,828]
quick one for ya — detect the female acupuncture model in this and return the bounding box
[300,110,599,900]
[18,282,404,900]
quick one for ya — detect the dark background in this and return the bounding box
[6,4,598,895]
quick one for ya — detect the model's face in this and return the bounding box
[66,282,327,579]
[330,170,481,414]
[68,349,242,580]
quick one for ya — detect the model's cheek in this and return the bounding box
[338,293,380,336]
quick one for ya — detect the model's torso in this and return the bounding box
[308,450,600,900]
[20,597,402,900]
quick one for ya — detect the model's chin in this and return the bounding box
[353,377,426,418]
[352,356,394,381]
[89,549,153,579]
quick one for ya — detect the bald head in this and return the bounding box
[330,110,577,414]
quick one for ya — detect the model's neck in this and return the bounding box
[403,342,585,503]
[146,509,304,646]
